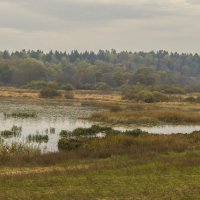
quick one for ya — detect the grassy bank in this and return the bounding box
[91,108,200,125]
[1,132,200,199]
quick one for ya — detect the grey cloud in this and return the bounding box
[26,0,176,21]
[0,0,180,32]
[0,0,199,53]
[187,0,200,4]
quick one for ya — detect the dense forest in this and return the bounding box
[0,50,200,93]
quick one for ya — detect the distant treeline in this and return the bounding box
[0,49,200,92]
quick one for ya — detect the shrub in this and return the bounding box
[160,86,187,94]
[137,90,154,103]
[60,130,72,138]
[24,80,47,89]
[39,88,61,98]
[46,82,59,89]
[121,87,136,100]
[58,138,83,151]
[61,84,74,91]
[152,91,169,102]
[95,82,110,91]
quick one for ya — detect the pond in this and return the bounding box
[1,100,200,152]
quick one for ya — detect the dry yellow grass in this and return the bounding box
[0,164,89,177]
[91,109,200,125]
[0,87,122,102]
[0,87,38,98]
[74,92,121,102]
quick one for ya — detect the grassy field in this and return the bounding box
[0,87,122,102]
[1,133,200,199]
[1,154,200,200]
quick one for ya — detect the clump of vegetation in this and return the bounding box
[60,125,114,138]
[95,82,110,91]
[4,112,36,118]
[61,84,74,91]
[158,85,191,94]
[60,130,72,138]
[0,141,40,158]
[39,88,61,98]
[1,126,22,138]
[27,134,49,143]
[123,88,169,103]
[58,125,146,151]
[58,138,84,151]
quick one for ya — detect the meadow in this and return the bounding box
[1,131,200,199]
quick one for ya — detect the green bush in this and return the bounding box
[1,126,22,138]
[24,80,47,89]
[152,91,169,102]
[58,138,83,151]
[122,89,136,100]
[160,86,187,94]
[39,88,61,98]
[95,82,110,91]
[61,84,74,91]
[137,90,154,103]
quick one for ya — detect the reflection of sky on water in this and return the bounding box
[115,125,200,135]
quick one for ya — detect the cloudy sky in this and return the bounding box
[0,0,199,53]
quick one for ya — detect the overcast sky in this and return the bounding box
[0,0,200,53]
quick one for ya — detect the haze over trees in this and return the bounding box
[0,49,200,93]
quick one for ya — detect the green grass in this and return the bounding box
[27,134,49,143]
[1,126,22,138]
[1,154,200,199]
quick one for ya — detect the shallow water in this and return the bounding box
[0,100,94,152]
[1,100,200,152]
[115,125,200,134]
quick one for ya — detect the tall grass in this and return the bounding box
[0,130,200,167]
[4,112,36,118]
[1,126,22,138]
[91,110,200,125]
[27,134,49,143]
